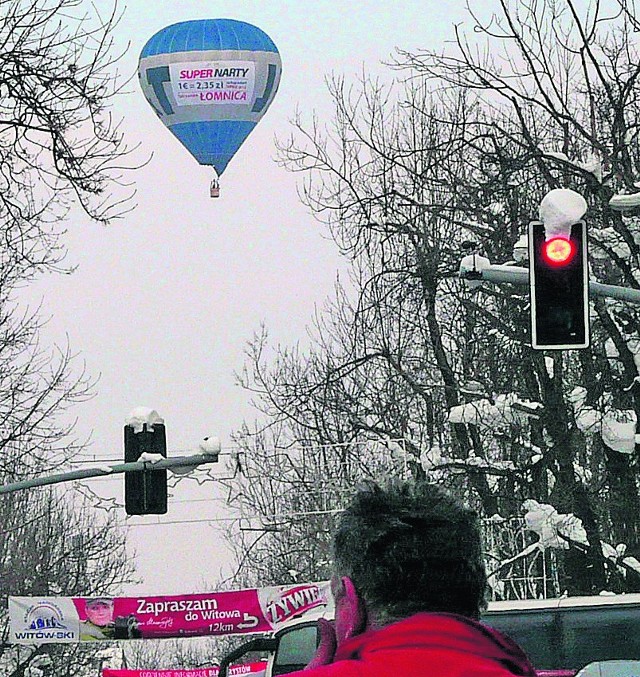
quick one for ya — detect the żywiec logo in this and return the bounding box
[13,601,76,641]
[264,584,327,626]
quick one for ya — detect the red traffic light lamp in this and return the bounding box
[542,237,575,266]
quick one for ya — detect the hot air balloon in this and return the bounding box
[138,19,282,198]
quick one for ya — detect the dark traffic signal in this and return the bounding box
[124,422,168,515]
[528,220,589,350]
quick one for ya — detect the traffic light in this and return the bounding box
[529,220,589,350]
[124,422,168,515]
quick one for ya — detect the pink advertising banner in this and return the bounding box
[103,661,268,677]
[9,582,333,644]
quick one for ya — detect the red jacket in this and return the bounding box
[289,612,537,677]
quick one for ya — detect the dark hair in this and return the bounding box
[332,480,488,623]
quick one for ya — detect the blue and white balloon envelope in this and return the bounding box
[138,19,282,185]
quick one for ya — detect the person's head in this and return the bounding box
[84,598,114,627]
[331,479,488,637]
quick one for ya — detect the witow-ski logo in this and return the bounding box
[13,601,75,641]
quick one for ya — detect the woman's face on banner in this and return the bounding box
[85,598,114,626]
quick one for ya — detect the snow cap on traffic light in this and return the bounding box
[538,188,587,241]
[125,406,164,433]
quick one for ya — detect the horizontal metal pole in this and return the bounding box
[465,265,640,304]
[590,280,640,303]
[0,454,219,495]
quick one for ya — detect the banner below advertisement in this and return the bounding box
[9,581,333,644]
[103,661,268,677]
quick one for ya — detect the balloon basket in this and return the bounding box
[210,180,220,199]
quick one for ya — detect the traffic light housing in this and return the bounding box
[529,220,589,350]
[124,422,168,515]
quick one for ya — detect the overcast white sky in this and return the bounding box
[21,0,477,595]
